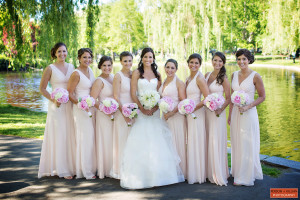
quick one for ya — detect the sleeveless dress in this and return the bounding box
[72,67,97,179]
[95,75,114,178]
[38,63,75,178]
[230,71,263,186]
[205,72,229,186]
[186,71,207,184]
[110,71,133,179]
[120,78,184,189]
[159,75,187,178]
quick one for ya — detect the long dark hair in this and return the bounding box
[137,47,160,81]
[235,49,255,64]
[212,52,227,85]
[50,42,67,59]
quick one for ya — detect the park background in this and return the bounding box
[0,0,299,163]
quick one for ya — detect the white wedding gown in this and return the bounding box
[120,78,184,189]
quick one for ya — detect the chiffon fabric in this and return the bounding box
[186,71,207,184]
[159,75,187,178]
[95,75,114,178]
[72,67,97,179]
[38,63,76,178]
[230,71,263,186]
[120,78,184,189]
[110,71,133,179]
[205,72,229,186]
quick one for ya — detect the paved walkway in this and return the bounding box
[0,135,299,200]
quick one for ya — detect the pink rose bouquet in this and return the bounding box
[78,95,95,117]
[50,88,69,106]
[178,99,197,119]
[99,98,119,121]
[158,96,175,113]
[203,93,225,117]
[231,90,250,115]
[122,103,140,126]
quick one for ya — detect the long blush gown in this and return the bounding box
[159,75,187,178]
[72,67,97,179]
[110,71,133,179]
[38,63,76,178]
[230,71,263,186]
[205,72,229,186]
[186,71,207,184]
[95,75,114,178]
[120,78,184,189]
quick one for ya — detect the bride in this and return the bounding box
[120,47,184,189]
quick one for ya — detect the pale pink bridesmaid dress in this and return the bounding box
[95,75,114,178]
[110,71,133,179]
[72,67,97,179]
[205,72,229,186]
[230,71,263,186]
[186,71,207,184]
[159,75,187,178]
[38,63,76,178]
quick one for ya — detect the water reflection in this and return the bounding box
[0,64,299,162]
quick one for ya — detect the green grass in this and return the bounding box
[0,104,46,139]
[227,154,282,177]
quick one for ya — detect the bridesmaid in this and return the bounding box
[205,52,230,186]
[38,42,75,179]
[186,53,209,184]
[110,51,133,179]
[158,59,187,178]
[228,49,265,186]
[90,56,114,179]
[67,48,96,179]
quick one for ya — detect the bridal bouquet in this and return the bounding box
[178,99,197,119]
[122,103,140,126]
[203,93,225,117]
[99,98,119,120]
[78,95,95,117]
[231,90,250,115]
[158,96,175,113]
[50,88,69,106]
[138,90,160,110]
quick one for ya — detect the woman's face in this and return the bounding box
[78,52,92,68]
[164,62,177,78]
[212,55,223,71]
[142,52,154,67]
[188,58,201,72]
[121,56,133,70]
[237,54,249,70]
[101,60,113,75]
[55,46,67,62]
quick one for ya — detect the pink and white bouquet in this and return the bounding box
[158,96,175,113]
[50,88,69,106]
[99,98,119,120]
[122,103,140,126]
[138,90,160,110]
[231,90,250,115]
[78,95,95,117]
[203,93,225,117]
[178,99,197,119]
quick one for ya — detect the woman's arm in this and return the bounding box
[195,76,209,111]
[90,78,103,109]
[215,77,230,116]
[228,73,234,125]
[67,72,80,104]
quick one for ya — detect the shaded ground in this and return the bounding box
[0,135,299,200]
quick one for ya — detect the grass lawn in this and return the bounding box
[0,104,46,139]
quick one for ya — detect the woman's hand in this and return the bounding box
[149,105,159,116]
[163,111,174,121]
[227,115,231,125]
[122,114,132,124]
[140,107,152,116]
[214,108,223,116]
[238,105,251,113]
[53,99,61,107]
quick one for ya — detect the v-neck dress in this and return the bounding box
[230,70,263,186]
[186,71,207,184]
[205,72,229,186]
[72,67,97,179]
[111,71,133,179]
[159,75,187,178]
[95,75,114,178]
[38,63,76,178]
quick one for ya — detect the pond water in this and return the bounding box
[0,63,299,162]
